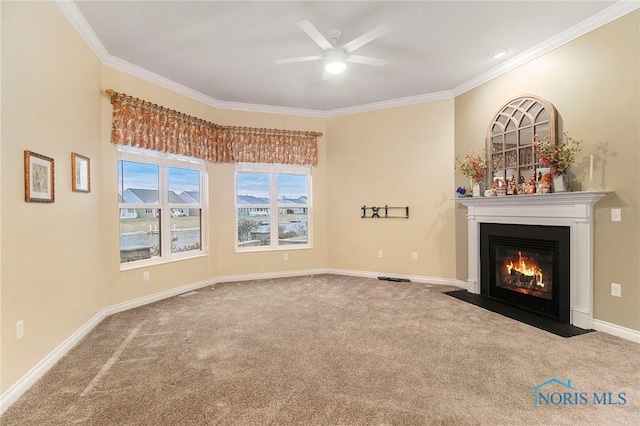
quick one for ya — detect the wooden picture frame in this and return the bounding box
[24,150,55,203]
[71,152,90,193]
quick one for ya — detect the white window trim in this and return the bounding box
[235,163,312,252]
[118,146,208,270]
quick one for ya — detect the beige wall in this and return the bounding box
[454,11,640,331]
[1,1,104,391]
[326,101,457,278]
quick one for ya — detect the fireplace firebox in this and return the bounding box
[480,223,570,323]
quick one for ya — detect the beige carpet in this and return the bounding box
[2,275,639,425]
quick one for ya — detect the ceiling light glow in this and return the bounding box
[325,49,347,74]
[325,61,347,74]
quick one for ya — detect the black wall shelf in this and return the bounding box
[361,205,409,219]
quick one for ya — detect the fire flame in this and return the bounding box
[506,251,544,287]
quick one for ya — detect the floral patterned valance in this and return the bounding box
[106,90,321,166]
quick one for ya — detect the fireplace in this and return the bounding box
[456,191,607,329]
[480,223,570,323]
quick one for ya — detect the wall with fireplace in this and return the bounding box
[454,11,640,332]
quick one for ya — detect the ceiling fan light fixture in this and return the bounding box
[324,49,347,74]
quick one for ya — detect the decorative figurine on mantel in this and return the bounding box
[525,174,537,194]
[507,175,517,195]
[539,173,553,194]
[489,178,507,197]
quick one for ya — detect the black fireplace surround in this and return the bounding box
[480,223,570,323]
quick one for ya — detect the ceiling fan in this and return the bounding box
[275,20,392,79]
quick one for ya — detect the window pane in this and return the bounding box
[534,123,549,142]
[277,174,308,205]
[171,209,201,253]
[491,135,503,153]
[238,208,270,247]
[505,149,517,168]
[118,161,159,204]
[519,127,533,147]
[237,173,270,204]
[120,209,161,262]
[169,167,200,204]
[505,131,517,150]
[279,208,308,245]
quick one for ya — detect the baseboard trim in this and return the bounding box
[0,308,108,414]
[214,268,329,284]
[591,319,640,343]
[327,268,472,291]
[2,269,635,415]
[103,277,218,317]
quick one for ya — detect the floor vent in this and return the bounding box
[378,276,411,282]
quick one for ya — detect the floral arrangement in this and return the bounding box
[534,132,583,175]
[455,149,487,180]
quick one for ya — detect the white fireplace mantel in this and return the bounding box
[456,191,609,329]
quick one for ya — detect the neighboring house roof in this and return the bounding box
[280,196,307,204]
[122,188,188,204]
[180,191,200,204]
[168,190,185,204]
[123,188,159,203]
[237,195,270,205]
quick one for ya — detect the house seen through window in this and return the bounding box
[236,165,311,251]
[118,147,206,266]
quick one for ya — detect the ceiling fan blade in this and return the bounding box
[274,55,323,65]
[342,23,392,53]
[297,20,333,51]
[346,55,388,67]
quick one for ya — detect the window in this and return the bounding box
[487,95,557,188]
[118,146,206,267]
[235,164,311,251]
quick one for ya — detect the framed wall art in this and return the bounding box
[71,152,90,193]
[24,150,55,203]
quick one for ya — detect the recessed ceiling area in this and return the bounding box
[67,1,624,115]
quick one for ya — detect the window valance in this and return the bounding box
[106,90,321,166]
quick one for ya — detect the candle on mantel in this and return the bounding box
[589,155,594,182]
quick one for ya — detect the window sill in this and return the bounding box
[119,252,209,272]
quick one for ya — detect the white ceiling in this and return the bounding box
[63,1,633,116]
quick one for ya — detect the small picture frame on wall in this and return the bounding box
[71,152,90,193]
[24,150,55,203]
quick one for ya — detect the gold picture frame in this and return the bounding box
[71,152,90,193]
[24,150,55,203]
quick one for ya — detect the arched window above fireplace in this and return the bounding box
[486,95,557,187]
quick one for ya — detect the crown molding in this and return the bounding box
[452,0,640,97]
[55,0,110,61]
[101,55,327,118]
[322,90,455,118]
[57,0,639,118]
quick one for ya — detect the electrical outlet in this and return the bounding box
[283,253,289,261]
[143,271,150,282]
[16,320,24,340]
[412,252,418,261]
[378,250,384,258]
[611,283,621,297]
[611,209,622,222]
